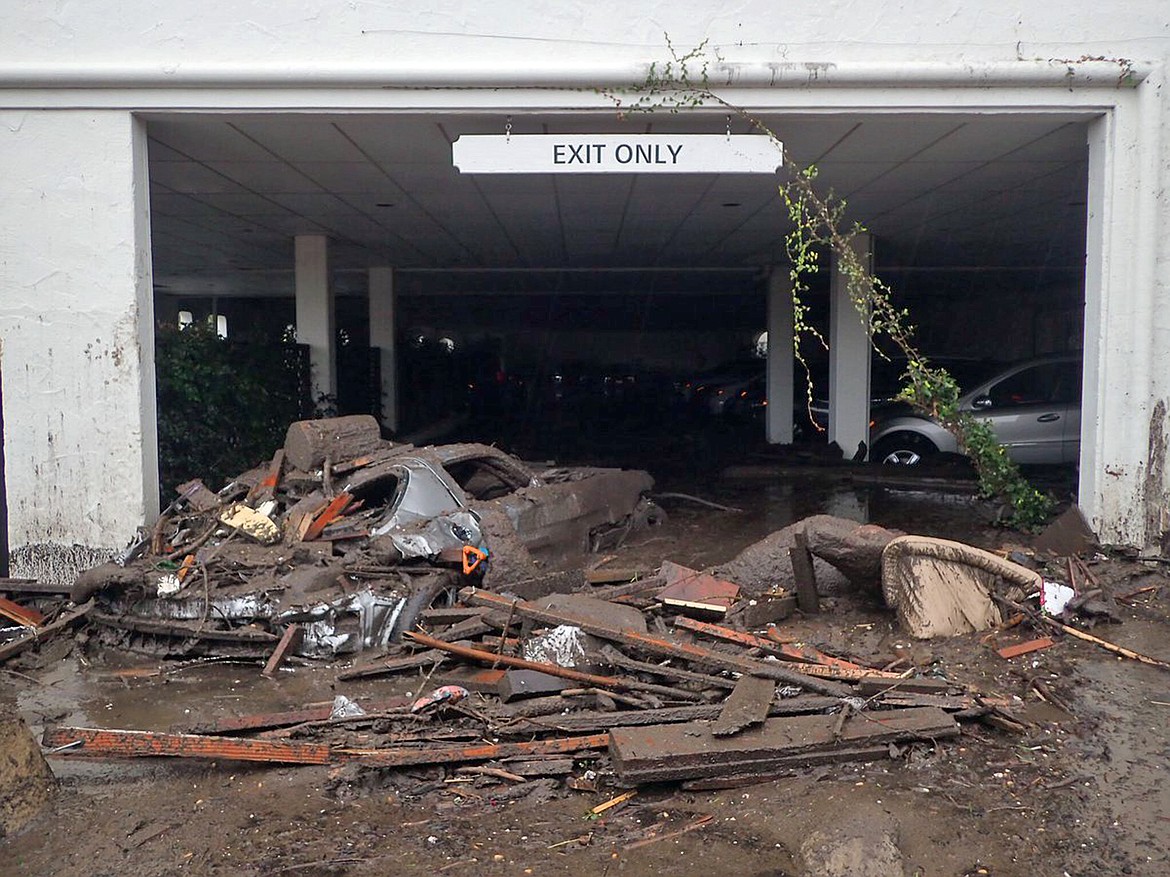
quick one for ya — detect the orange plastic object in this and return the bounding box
[462,545,488,575]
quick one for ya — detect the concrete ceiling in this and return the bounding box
[146,111,1090,295]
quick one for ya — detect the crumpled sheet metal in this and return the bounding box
[372,510,485,560]
[278,588,407,658]
[881,536,1041,639]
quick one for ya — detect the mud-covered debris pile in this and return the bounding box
[64,415,659,660]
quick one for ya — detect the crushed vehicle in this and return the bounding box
[71,416,659,659]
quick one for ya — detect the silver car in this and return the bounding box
[869,354,1082,465]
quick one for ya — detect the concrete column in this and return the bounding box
[0,110,159,583]
[828,233,873,458]
[294,235,336,406]
[368,266,398,432]
[1081,80,1169,550]
[765,270,795,444]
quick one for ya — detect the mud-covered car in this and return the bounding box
[870,355,1082,465]
[74,426,659,659]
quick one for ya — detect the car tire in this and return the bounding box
[871,432,939,466]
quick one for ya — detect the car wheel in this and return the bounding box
[871,432,939,466]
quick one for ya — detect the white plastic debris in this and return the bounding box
[156,574,182,597]
[1041,580,1076,616]
[330,695,366,720]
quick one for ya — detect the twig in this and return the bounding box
[622,814,715,851]
[651,493,743,513]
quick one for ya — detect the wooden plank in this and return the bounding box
[0,596,44,627]
[854,676,955,696]
[996,637,1056,660]
[0,580,71,596]
[610,707,959,784]
[681,746,892,790]
[0,601,93,663]
[600,646,736,690]
[336,648,446,681]
[462,588,851,698]
[790,530,819,614]
[247,449,285,503]
[404,630,703,702]
[711,676,776,737]
[501,696,842,735]
[302,492,353,541]
[673,617,903,680]
[42,726,333,765]
[344,733,611,769]
[585,568,649,585]
[261,624,303,678]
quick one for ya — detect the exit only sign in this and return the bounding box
[452,134,782,174]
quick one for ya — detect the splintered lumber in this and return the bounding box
[790,530,820,613]
[854,676,955,696]
[247,449,285,503]
[403,630,703,702]
[189,696,413,735]
[0,601,93,663]
[672,617,903,681]
[345,733,610,769]
[302,492,353,541]
[610,706,960,784]
[89,612,278,643]
[462,588,851,697]
[0,596,43,627]
[600,647,736,690]
[43,727,334,765]
[998,596,1170,671]
[711,676,776,737]
[336,648,446,681]
[501,696,842,735]
[261,624,303,678]
[284,415,385,472]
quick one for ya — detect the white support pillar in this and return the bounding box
[765,269,795,444]
[294,235,336,406]
[368,266,398,432]
[0,110,159,583]
[1081,80,1169,550]
[828,233,873,458]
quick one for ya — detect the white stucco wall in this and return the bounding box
[0,110,159,581]
[0,2,1167,554]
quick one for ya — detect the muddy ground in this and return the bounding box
[3,442,1170,876]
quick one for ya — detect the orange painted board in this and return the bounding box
[996,638,1056,660]
[42,726,333,764]
[302,492,353,541]
[0,595,43,627]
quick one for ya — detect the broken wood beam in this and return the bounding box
[301,492,353,541]
[247,449,285,504]
[0,596,44,628]
[672,617,903,681]
[336,648,446,681]
[261,624,303,678]
[711,676,776,737]
[344,733,611,769]
[611,706,959,784]
[0,601,93,663]
[403,630,703,702]
[499,696,842,735]
[461,588,851,697]
[600,646,736,690]
[43,726,333,764]
[790,530,819,614]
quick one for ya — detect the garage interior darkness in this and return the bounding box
[146,110,1090,459]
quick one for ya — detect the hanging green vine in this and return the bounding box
[604,39,1055,529]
